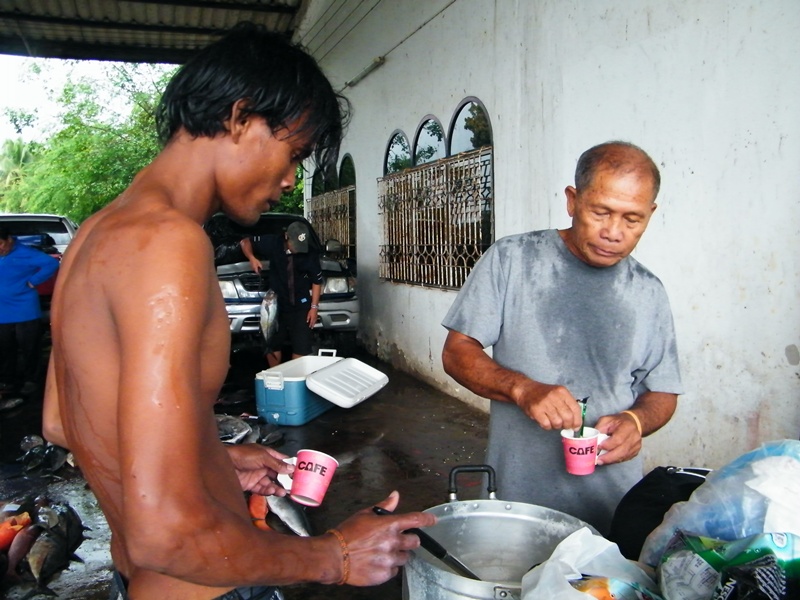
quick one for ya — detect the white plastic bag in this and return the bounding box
[640,440,800,568]
[522,527,660,599]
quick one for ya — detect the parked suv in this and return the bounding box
[204,213,358,354]
[0,213,78,317]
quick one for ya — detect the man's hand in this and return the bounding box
[331,491,437,587]
[306,306,318,328]
[442,330,582,431]
[594,412,642,464]
[240,237,262,273]
[510,380,582,431]
[248,257,262,274]
[225,444,294,496]
[594,392,677,465]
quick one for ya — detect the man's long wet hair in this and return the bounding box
[575,141,661,199]
[156,22,350,171]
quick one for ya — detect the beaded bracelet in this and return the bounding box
[621,410,643,435]
[326,528,350,585]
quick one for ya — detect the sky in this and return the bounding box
[0,53,72,143]
[0,54,171,145]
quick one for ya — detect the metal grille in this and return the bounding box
[378,147,493,289]
[306,185,356,259]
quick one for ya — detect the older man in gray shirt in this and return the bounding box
[442,141,683,535]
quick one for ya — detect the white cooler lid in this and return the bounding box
[306,358,389,408]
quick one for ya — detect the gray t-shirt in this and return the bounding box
[442,229,683,535]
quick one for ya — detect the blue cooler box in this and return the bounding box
[255,352,342,426]
[255,350,390,426]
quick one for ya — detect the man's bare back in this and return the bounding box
[48,189,243,597]
[42,23,435,599]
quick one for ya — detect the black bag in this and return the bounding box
[608,465,711,560]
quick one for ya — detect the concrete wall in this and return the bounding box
[296,0,800,471]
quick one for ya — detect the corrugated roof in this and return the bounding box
[0,0,306,64]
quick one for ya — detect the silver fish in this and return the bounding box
[25,529,70,590]
[6,524,42,582]
[215,414,253,444]
[19,435,45,452]
[266,495,313,537]
[259,289,279,344]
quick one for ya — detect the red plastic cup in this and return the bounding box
[560,427,608,476]
[289,449,339,506]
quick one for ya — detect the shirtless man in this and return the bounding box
[42,23,434,600]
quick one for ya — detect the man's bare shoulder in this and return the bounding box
[78,202,214,265]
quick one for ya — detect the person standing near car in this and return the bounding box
[42,23,434,600]
[241,221,322,367]
[0,225,59,398]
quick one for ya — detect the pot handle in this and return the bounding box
[448,465,497,502]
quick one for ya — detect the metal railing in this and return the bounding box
[306,185,356,259]
[377,147,494,289]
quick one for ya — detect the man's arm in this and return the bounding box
[595,391,678,465]
[442,329,582,431]
[240,237,262,273]
[42,354,68,448]
[306,282,322,327]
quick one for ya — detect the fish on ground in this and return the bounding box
[215,414,253,444]
[5,524,42,583]
[23,528,71,596]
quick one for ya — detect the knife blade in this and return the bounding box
[372,506,481,580]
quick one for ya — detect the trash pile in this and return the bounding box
[521,440,800,599]
[0,494,88,598]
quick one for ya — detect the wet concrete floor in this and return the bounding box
[0,347,489,599]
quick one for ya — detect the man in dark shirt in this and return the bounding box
[241,221,322,366]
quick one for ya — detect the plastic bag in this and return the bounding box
[259,290,278,344]
[640,440,800,568]
[657,530,800,600]
[522,527,662,599]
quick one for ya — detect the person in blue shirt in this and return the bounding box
[241,221,323,367]
[0,225,60,396]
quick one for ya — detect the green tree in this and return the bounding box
[465,103,492,149]
[272,166,305,214]
[1,62,173,221]
[1,60,307,221]
[0,138,36,188]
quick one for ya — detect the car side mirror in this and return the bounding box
[325,239,343,254]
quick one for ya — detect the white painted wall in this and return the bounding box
[297,0,800,471]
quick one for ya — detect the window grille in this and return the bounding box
[307,185,356,259]
[378,147,493,289]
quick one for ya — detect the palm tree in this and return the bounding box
[0,138,34,188]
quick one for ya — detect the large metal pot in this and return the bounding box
[403,465,596,600]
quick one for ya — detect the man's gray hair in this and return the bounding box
[575,141,661,198]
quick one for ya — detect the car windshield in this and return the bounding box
[3,220,72,247]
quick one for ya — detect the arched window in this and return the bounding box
[377,99,494,289]
[339,154,356,187]
[449,99,492,155]
[311,169,325,196]
[413,117,446,166]
[384,131,411,174]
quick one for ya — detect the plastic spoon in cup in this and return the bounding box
[576,396,589,438]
